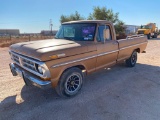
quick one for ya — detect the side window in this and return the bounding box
[97,25,112,42]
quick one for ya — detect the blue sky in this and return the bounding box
[0,0,159,33]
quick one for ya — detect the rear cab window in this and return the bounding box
[97,25,112,42]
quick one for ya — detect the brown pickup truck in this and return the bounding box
[9,20,148,97]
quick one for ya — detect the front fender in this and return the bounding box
[144,30,151,35]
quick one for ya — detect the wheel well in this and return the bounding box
[75,65,86,71]
[62,65,86,75]
[135,48,140,53]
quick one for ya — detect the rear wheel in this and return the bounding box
[55,67,83,98]
[126,50,137,67]
[154,34,157,38]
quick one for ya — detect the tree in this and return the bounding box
[59,7,126,37]
[60,11,85,23]
[88,6,125,35]
[114,20,126,34]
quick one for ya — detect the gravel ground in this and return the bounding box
[0,37,160,120]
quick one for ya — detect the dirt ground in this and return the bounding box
[0,37,160,120]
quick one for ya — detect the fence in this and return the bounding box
[0,35,54,47]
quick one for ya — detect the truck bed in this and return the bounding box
[117,34,148,62]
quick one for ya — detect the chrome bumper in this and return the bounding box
[9,63,51,89]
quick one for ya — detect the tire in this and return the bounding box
[55,67,83,98]
[126,50,137,67]
[147,34,151,39]
[154,34,157,38]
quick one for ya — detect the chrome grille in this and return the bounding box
[10,52,38,73]
[12,54,20,64]
[9,51,50,78]
[21,58,37,71]
[138,31,144,34]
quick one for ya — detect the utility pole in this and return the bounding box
[50,19,53,35]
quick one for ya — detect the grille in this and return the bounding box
[12,54,20,64]
[10,52,38,73]
[21,58,37,71]
[138,31,144,34]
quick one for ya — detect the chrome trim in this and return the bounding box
[9,63,18,76]
[97,50,118,57]
[52,55,97,68]
[57,53,66,58]
[118,35,145,41]
[10,63,51,87]
[9,50,41,61]
[10,51,43,64]
[119,42,148,51]
[51,41,147,68]
[28,76,51,86]
[52,50,118,68]
[9,51,51,78]
[126,34,144,39]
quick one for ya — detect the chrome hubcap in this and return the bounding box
[65,73,82,94]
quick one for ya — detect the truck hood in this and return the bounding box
[10,39,96,61]
[138,29,146,31]
[138,29,150,31]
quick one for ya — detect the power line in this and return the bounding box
[49,19,53,34]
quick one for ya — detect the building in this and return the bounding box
[124,25,140,35]
[20,33,40,36]
[41,30,58,36]
[0,29,20,35]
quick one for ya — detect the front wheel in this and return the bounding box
[55,67,83,98]
[126,51,137,67]
[147,34,151,39]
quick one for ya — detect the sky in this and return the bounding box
[0,0,160,33]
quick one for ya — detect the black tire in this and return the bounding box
[55,67,83,98]
[154,34,157,38]
[147,34,151,39]
[126,50,137,67]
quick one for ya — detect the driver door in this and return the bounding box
[96,24,119,70]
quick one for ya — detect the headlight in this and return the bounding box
[38,65,45,74]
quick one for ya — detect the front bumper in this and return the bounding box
[9,63,51,89]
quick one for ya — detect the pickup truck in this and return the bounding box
[9,20,148,97]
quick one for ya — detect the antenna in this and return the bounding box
[49,19,53,35]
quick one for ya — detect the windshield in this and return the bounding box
[55,23,96,41]
[141,25,150,29]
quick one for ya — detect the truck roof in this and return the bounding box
[62,20,112,25]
